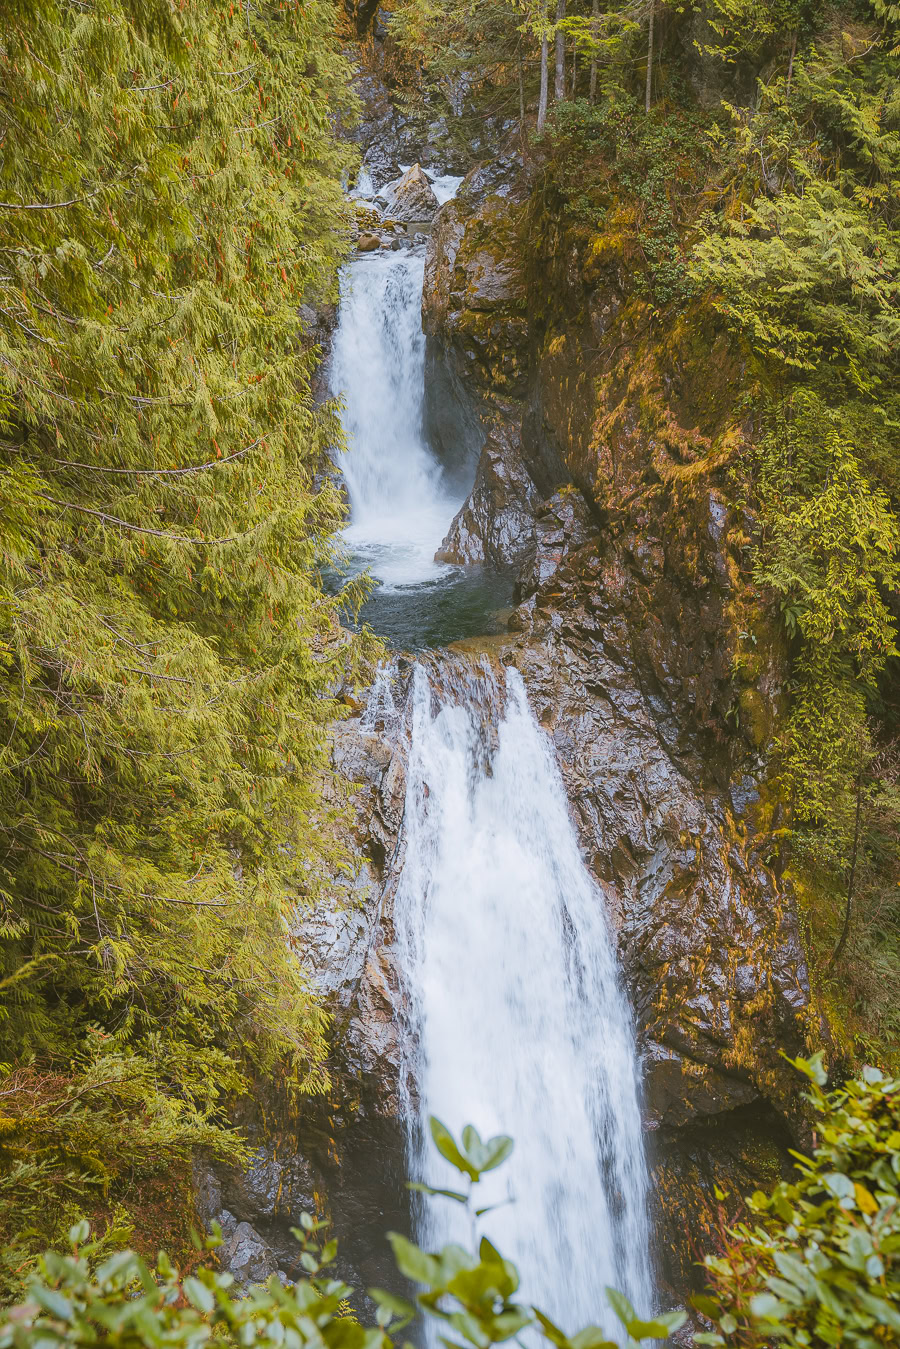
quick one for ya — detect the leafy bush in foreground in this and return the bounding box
[4,1063,899,1349]
[697,1055,900,1346]
[0,1120,684,1349]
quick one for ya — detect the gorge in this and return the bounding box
[332,205,653,1323]
[196,108,811,1322]
[3,0,898,1340]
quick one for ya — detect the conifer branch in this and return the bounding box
[0,197,86,210]
[36,492,259,545]
[52,438,262,478]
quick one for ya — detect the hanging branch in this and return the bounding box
[826,752,866,972]
[645,0,654,112]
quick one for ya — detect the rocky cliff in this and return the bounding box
[200,97,817,1311]
[417,149,813,1296]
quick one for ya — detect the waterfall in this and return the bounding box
[330,176,654,1322]
[393,659,654,1337]
[330,250,462,590]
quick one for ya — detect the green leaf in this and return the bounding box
[407,1181,468,1203]
[822,1171,855,1201]
[95,1250,139,1285]
[68,1220,90,1247]
[430,1117,479,1180]
[479,1136,514,1174]
[533,1309,567,1347]
[478,1237,504,1265]
[783,1052,828,1086]
[570,1326,619,1349]
[604,1288,635,1328]
[30,1287,74,1321]
[749,1292,785,1320]
[626,1313,688,1339]
[182,1276,215,1313]
[369,1288,416,1326]
[387,1232,441,1286]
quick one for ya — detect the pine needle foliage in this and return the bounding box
[0,0,366,1257]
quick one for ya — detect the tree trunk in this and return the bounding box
[589,0,599,103]
[538,33,549,131]
[827,764,866,972]
[554,0,566,103]
[645,0,654,112]
[518,51,525,133]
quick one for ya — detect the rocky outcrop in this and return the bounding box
[193,1160,288,1287]
[376,164,439,222]
[422,158,530,402]
[501,556,808,1293]
[297,689,410,1112]
[347,72,417,191]
[436,420,540,565]
[220,1223,280,1286]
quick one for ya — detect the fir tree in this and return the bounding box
[0,0,366,1262]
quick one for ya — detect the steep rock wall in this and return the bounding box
[418,154,816,1297]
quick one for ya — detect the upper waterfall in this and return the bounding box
[393,659,654,1336]
[330,249,461,590]
[328,210,515,650]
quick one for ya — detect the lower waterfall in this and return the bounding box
[393,659,653,1335]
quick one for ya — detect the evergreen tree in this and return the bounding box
[0,0,366,1260]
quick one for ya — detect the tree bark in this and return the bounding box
[589,0,599,103]
[538,33,549,131]
[827,763,865,972]
[554,0,566,103]
[645,0,654,113]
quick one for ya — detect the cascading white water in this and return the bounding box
[332,168,653,1316]
[330,250,461,589]
[394,660,653,1337]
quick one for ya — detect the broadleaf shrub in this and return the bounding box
[696,1055,900,1346]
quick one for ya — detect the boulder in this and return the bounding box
[378,165,439,223]
[436,422,540,566]
[356,232,381,252]
[218,1221,278,1287]
[221,1144,317,1224]
[515,488,595,598]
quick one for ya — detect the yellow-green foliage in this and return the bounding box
[0,0,367,1272]
[688,8,900,1052]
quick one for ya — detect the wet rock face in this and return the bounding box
[376,164,439,223]
[422,158,530,400]
[296,690,411,1117]
[414,149,812,1300]
[437,421,541,566]
[492,547,809,1297]
[503,555,810,1125]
